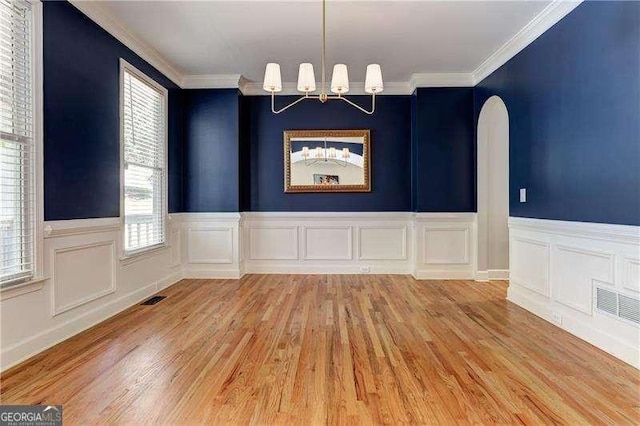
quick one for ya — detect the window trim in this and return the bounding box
[119,58,169,259]
[0,0,44,292]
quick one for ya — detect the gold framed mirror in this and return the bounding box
[284,130,371,193]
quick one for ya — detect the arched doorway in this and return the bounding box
[477,96,509,281]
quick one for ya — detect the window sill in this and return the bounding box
[0,276,48,302]
[120,244,168,266]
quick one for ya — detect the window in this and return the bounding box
[121,60,167,255]
[1,0,36,288]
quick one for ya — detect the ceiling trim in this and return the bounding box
[70,0,583,92]
[409,73,475,92]
[68,0,184,86]
[471,0,584,84]
[182,74,243,89]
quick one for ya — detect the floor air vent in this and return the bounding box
[594,286,640,326]
[140,296,166,305]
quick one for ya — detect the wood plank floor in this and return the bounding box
[1,275,638,425]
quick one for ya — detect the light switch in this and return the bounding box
[520,188,527,203]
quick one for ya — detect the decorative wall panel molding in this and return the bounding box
[303,226,353,260]
[178,213,242,279]
[357,226,407,260]
[242,213,413,274]
[423,228,469,264]
[623,257,640,294]
[249,227,298,260]
[510,237,550,297]
[413,213,477,280]
[508,217,640,369]
[51,240,117,316]
[1,218,183,371]
[186,228,234,264]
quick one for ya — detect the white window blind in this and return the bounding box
[0,0,34,287]
[122,65,166,254]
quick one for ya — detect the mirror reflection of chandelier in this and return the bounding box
[262,0,383,114]
[300,139,350,167]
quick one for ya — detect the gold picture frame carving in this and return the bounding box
[284,129,371,193]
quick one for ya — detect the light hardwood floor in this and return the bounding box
[1,275,638,425]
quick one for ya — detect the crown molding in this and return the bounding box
[70,0,583,91]
[181,74,243,89]
[471,0,583,85]
[408,73,474,93]
[69,0,184,86]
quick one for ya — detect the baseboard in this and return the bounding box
[476,269,509,281]
[413,270,475,280]
[508,284,640,369]
[183,269,244,279]
[1,271,184,372]
[244,264,413,275]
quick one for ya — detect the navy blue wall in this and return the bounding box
[475,1,640,226]
[412,88,475,212]
[183,89,240,212]
[43,1,183,220]
[244,95,412,211]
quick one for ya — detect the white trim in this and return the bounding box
[413,270,475,280]
[68,0,183,86]
[414,212,477,221]
[51,240,117,316]
[31,0,44,285]
[509,217,640,245]
[182,74,242,89]
[171,212,242,222]
[0,277,47,302]
[68,0,582,91]
[408,73,475,92]
[1,271,183,371]
[119,58,169,258]
[472,0,584,84]
[44,218,121,238]
[243,211,413,221]
[357,225,408,261]
[508,284,639,369]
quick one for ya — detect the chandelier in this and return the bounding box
[262,0,384,114]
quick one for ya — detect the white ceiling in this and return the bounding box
[97,0,552,86]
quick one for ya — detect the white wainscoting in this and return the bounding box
[177,213,242,279]
[243,212,415,274]
[508,217,640,368]
[1,211,479,371]
[413,213,477,279]
[0,216,183,371]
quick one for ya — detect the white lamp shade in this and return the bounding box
[301,146,310,158]
[297,63,316,92]
[328,147,337,158]
[365,64,383,94]
[263,63,282,92]
[315,147,323,158]
[342,148,350,159]
[330,64,349,94]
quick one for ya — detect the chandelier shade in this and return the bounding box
[365,64,384,94]
[263,63,283,92]
[297,63,316,92]
[330,64,349,94]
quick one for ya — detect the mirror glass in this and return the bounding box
[284,130,370,193]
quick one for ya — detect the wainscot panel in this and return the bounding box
[413,213,477,279]
[0,217,184,371]
[508,217,640,368]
